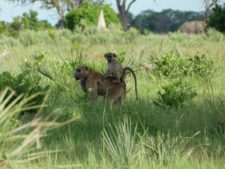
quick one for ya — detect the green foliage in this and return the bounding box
[204,28,225,41]
[144,132,197,164]
[0,29,225,168]
[0,21,8,34]
[65,3,120,31]
[69,26,140,45]
[189,54,215,78]
[155,79,197,108]
[0,69,49,114]
[152,52,215,107]
[152,52,215,79]
[131,9,203,33]
[9,10,53,34]
[116,51,126,64]
[208,4,225,33]
[0,88,65,168]
[102,118,138,167]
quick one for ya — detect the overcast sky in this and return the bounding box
[0,0,205,25]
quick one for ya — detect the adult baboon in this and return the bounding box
[179,21,206,34]
[74,65,126,104]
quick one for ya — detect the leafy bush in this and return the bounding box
[154,79,197,108]
[0,21,8,34]
[0,70,49,114]
[65,3,120,31]
[152,52,215,79]
[208,4,225,33]
[152,52,215,107]
[189,54,215,79]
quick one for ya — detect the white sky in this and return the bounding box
[0,0,205,25]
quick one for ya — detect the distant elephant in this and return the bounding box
[179,21,206,34]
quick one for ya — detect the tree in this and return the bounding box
[131,9,203,33]
[208,3,225,33]
[65,3,120,30]
[202,0,220,22]
[7,0,85,27]
[9,10,53,32]
[115,0,137,31]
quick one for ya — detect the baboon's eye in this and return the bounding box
[77,69,81,72]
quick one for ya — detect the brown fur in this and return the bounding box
[104,52,124,83]
[104,52,138,101]
[74,65,126,104]
[123,67,138,101]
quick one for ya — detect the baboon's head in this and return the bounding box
[74,66,89,80]
[104,52,117,63]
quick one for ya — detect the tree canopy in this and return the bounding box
[131,9,204,33]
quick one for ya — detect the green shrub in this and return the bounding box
[152,52,215,107]
[0,21,8,34]
[208,4,225,33]
[152,52,215,79]
[154,79,197,108]
[65,3,120,31]
[0,69,49,114]
[189,54,215,79]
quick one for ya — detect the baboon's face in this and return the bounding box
[104,52,116,63]
[74,66,89,80]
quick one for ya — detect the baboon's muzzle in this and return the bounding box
[74,73,80,80]
[107,57,113,63]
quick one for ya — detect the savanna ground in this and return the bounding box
[0,27,225,169]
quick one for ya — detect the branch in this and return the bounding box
[116,0,121,9]
[209,0,219,8]
[203,0,219,10]
[126,0,136,13]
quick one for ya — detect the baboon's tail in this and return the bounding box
[123,67,138,101]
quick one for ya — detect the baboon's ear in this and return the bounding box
[113,53,117,57]
[104,53,108,58]
[85,66,88,70]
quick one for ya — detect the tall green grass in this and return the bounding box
[0,28,225,168]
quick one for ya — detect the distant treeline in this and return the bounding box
[0,8,212,34]
[130,9,204,33]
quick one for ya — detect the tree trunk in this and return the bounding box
[116,0,136,31]
[118,8,129,31]
[204,8,210,23]
[203,0,219,23]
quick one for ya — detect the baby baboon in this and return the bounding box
[104,52,138,101]
[104,52,123,83]
[74,65,126,104]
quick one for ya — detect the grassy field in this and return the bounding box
[0,27,225,169]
